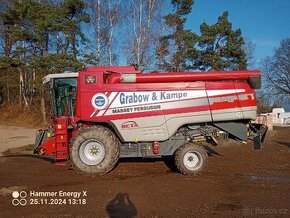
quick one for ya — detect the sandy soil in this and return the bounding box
[0,126,289,217]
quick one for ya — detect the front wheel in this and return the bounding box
[70,126,120,175]
[175,142,208,175]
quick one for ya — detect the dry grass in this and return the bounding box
[0,103,46,128]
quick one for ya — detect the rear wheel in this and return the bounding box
[175,142,208,175]
[70,126,120,175]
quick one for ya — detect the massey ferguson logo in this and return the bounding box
[121,121,139,129]
[85,75,96,84]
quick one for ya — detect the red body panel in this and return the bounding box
[39,138,55,156]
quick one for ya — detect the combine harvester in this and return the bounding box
[35,66,267,175]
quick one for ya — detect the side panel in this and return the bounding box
[78,72,258,142]
[235,82,257,120]
[95,89,211,142]
[79,77,212,142]
[164,111,212,138]
[206,82,244,122]
[111,116,168,142]
[213,122,248,141]
[162,84,212,137]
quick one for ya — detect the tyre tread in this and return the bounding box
[175,142,208,175]
[69,125,120,176]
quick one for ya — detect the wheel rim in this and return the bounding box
[79,139,106,165]
[183,151,203,171]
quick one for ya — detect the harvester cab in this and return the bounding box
[45,73,78,117]
[34,73,78,157]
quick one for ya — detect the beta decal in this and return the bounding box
[91,93,108,110]
[121,121,139,129]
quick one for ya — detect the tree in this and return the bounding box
[261,38,290,102]
[124,0,165,71]
[61,0,90,59]
[243,39,256,69]
[157,0,197,72]
[0,0,89,123]
[256,89,281,113]
[195,11,247,71]
[104,0,121,66]
[87,0,102,65]
[87,0,122,66]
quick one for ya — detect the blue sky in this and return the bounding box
[180,0,290,67]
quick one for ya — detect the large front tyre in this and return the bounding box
[175,143,208,175]
[69,126,120,175]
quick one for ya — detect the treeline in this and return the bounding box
[0,0,249,123]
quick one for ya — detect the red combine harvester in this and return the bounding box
[35,66,267,175]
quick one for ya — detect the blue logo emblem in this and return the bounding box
[91,93,108,110]
[95,96,105,107]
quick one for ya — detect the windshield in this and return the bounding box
[51,78,78,117]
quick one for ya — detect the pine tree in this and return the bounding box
[195,11,247,71]
[0,0,89,123]
[156,0,197,72]
[61,0,90,60]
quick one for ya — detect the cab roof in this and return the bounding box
[42,66,139,84]
[43,73,79,84]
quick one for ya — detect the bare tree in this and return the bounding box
[87,0,122,66]
[261,38,290,102]
[87,0,164,69]
[99,0,122,66]
[106,0,121,65]
[96,0,101,64]
[243,39,256,69]
[123,0,165,71]
[88,0,102,65]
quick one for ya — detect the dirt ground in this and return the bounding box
[0,126,289,218]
